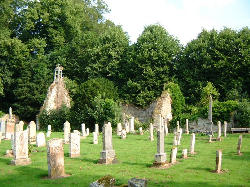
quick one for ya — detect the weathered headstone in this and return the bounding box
[64,121,71,144]
[28,121,36,144]
[208,95,213,122]
[149,123,154,141]
[173,132,178,146]
[47,125,52,137]
[73,130,80,136]
[36,114,40,131]
[217,121,221,141]
[215,149,222,173]
[177,128,183,145]
[36,132,46,147]
[81,123,86,137]
[128,178,148,187]
[190,133,195,154]
[0,120,6,138]
[121,129,126,139]
[95,124,99,136]
[5,118,15,140]
[125,122,129,133]
[164,120,169,136]
[9,107,13,119]
[182,149,188,159]
[93,132,98,144]
[47,138,65,179]
[70,132,80,158]
[209,135,212,143]
[15,121,24,132]
[176,121,180,132]
[185,119,189,134]
[237,134,243,155]
[154,125,166,166]
[11,130,31,165]
[99,123,117,164]
[171,147,178,164]
[86,128,90,136]
[139,127,143,135]
[117,123,122,136]
[129,117,135,133]
[223,121,227,137]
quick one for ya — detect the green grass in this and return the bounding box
[0,132,249,186]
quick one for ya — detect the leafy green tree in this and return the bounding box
[200,82,219,106]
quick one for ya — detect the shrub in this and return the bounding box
[234,100,250,128]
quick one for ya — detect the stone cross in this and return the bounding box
[36,132,46,147]
[70,132,80,158]
[215,149,222,173]
[171,147,178,164]
[47,138,65,178]
[47,125,52,137]
[5,118,15,140]
[121,129,126,139]
[9,107,12,119]
[223,121,227,137]
[237,135,243,155]
[81,123,86,137]
[182,149,188,159]
[117,123,122,136]
[125,122,129,133]
[93,132,98,144]
[185,119,189,134]
[177,128,183,145]
[173,132,178,146]
[11,130,31,165]
[86,128,89,136]
[154,125,166,165]
[63,121,71,144]
[129,117,135,133]
[139,127,143,135]
[95,124,99,135]
[28,121,36,144]
[15,121,24,132]
[149,123,154,141]
[99,123,117,164]
[190,133,195,154]
[217,121,221,141]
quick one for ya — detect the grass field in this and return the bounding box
[0,131,249,187]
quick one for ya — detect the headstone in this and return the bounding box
[171,147,178,164]
[36,132,46,147]
[223,121,227,137]
[73,130,80,136]
[93,132,98,144]
[237,135,243,155]
[177,121,180,132]
[81,123,86,137]
[117,123,122,136]
[95,124,99,135]
[9,107,13,119]
[125,122,129,133]
[154,125,166,165]
[177,128,183,145]
[99,123,117,164]
[129,117,135,133]
[28,121,36,144]
[190,133,195,154]
[164,119,169,136]
[209,135,212,143]
[5,118,15,139]
[70,132,80,158]
[0,120,6,137]
[173,132,177,146]
[128,178,148,187]
[47,138,65,179]
[149,123,154,141]
[63,121,71,144]
[47,125,52,137]
[217,121,221,141]
[215,150,222,173]
[15,121,24,132]
[86,128,90,136]
[139,127,143,135]
[11,130,31,165]
[185,119,189,134]
[182,149,188,159]
[121,129,126,139]
[11,134,14,150]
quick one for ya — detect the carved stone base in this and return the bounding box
[11,158,31,166]
[155,153,166,163]
[99,150,118,164]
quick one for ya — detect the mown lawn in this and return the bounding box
[0,131,249,187]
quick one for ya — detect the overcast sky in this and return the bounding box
[104,0,250,44]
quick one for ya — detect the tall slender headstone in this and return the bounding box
[237,135,243,155]
[154,125,166,166]
[99,123,117,164]
[223,121,227,137]
[70,132,80,158]
[190,133,195,154]
[215,150,222,173]
[11,130,31,165]
[36,115,40,131]
[9,107,13,119]
[86,128,89,136]
[177,128,183,145]
[64,121,71,144]
[208,95,213,135]
[36,132,46,147]
[117,123,122,136]
[176,121,180,132]
[129,117,135,133]
[81,123,86,137]
[5,118,15,140]
[28,121,36,144]
[217,121,221,141]
[95,124,99,136]
[47,125,51,137]
[149,123,154,141]
[185,119,189,134]
[47,138,65,179]
[0,120,6,138]
[125,122,129,133]
[93,132,98,144]
[173,132,178,146]
[171,147,178,164]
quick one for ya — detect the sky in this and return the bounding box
[104,0,250,44]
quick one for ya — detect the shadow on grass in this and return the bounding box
[186,167,211,172]
[153,181,237,187]
[122,161,151,167]
[0,157,12,165]
[223,151,250,161]
[81,157,99,164]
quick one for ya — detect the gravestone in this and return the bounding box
[164,119,169,136]
[171,147,178,164]
[129,117,135,133]
[36,132,46,147]
[117,123,122,136]
[11,130,31,165]
[86,128,90,136]
[73,130,80,136]
[185,119,189,134]
[81,123,86,137]
[121,129,126,139]
[5,118,15,140]
[47,125,52,137]
[95,124,99,136]
[182,149,188,159]
[215,150,222,173]
[47,138,66,178]
[70,132,80,158]
[28,121,36,144]
[190,133,195,154]
[128,178,148,187]
[64,121,71,144]
[223,121,227,137]
[209,135,212,143]
[93,132,98,144]
[173,132,177,146]
[125,122,129,133]
[217,121,221,141]
[176,121,180,132]
[0,120,6,138]
[177,128,182,145]
[0,132,2,143]
[99,123,117,164]
[15,121,24,132]
[237,135,243,155]
[139,127,143,135]
[154,125,166,166]
[149,123,154,141]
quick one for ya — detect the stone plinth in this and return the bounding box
[36,132,46,147]
[47,138,65,179]
[63,121,71,144]
[28,121,36,144]
[93,132,98,144]
[5,119,15,140]
[70,132,80,158]
[11,130,31,165]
